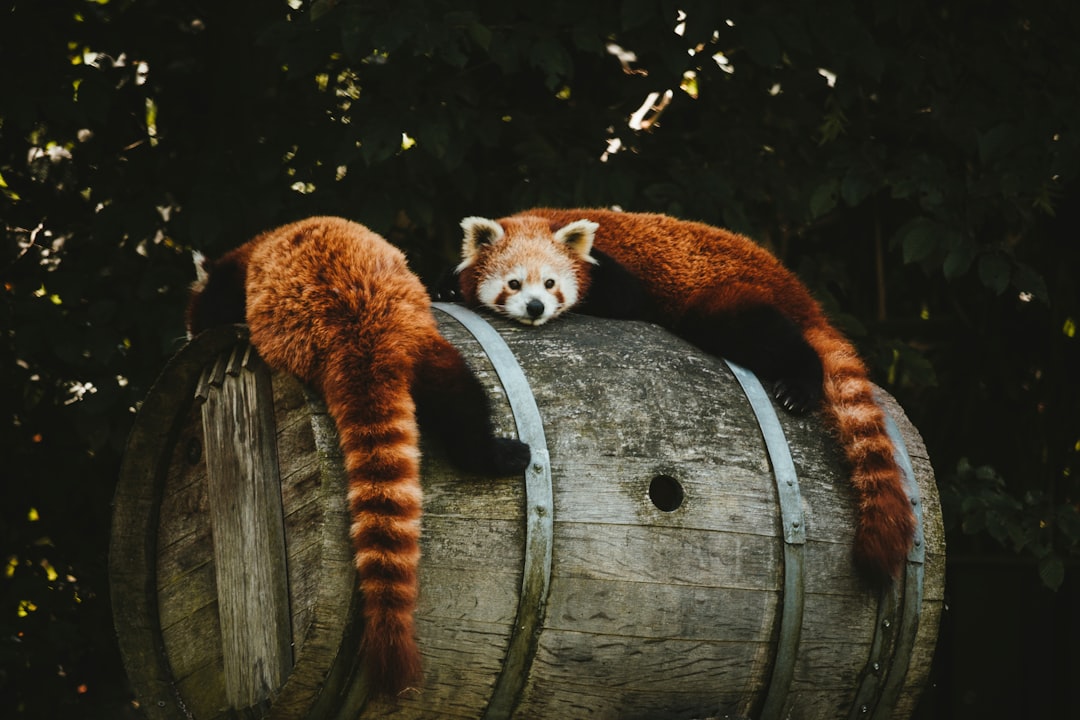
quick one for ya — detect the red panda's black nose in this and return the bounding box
[526,299,545,318]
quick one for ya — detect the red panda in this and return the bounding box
[187,216,530,695]
[455,208,916,583]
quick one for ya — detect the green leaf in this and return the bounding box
[809,179,839,219]
[977,252,1011,295]
[1057,504,1080,547]
[943,241,977,279]
[467,21,492,51]
[895,217,939,264]
[310,0,339,21]
[840,168,876,208]
[529,37,572,89]
[1037,555,1065,591]
[359,122,402,165]
[1005,520,1030,551]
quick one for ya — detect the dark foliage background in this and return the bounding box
[2,1,1078,718]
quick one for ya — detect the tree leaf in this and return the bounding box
[310,0,339,22]
[1037,555,1065,591]
[840,167,877,208]
[943,241,977,279]
[467,21,493,51]
[895,217,939,264]
[529,37,572,89]
[359,122,402,165]
[809,179,839,219]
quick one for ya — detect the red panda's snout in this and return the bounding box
[458,214,598,326]
[479,271,573,326]
[525,298,545,320]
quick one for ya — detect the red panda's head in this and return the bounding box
[456,215,598,326]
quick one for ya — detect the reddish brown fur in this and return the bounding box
[456,215,592,310]
[460,208,916,581]
[190,217,438,694]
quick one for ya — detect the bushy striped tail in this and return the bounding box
[321,369,424,695]
[804,326,916,582]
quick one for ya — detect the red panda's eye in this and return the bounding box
[508,279,521,290]
[544,279,556,289]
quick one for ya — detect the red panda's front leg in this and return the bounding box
[574,249,657,320]
[412,336,531,476]
[675,303,825,414]
[184,249,251,336]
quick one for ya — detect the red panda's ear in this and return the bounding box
[457,217,504,272]
[554,219,600,265]
[191,250,210,288]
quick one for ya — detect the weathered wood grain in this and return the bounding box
[111,326,244,720]
[112,327,361,720]
[111,314,943,720]
[200,348,293,710]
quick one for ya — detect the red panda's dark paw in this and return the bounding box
[466,438,532,477]
[490,438,532,475]
[772,378,822,414]
[431,265,463,301]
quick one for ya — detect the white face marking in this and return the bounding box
[477,263,579,326]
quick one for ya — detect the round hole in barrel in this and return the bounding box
[648,474,684,512]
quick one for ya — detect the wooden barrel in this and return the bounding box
[110,307,944,720]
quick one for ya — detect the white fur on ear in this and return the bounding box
[460,216,505,247]
[191,250,210,290]
[554,219,600,265]
[457,216,505,272]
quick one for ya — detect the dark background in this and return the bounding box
[2,1,1078,718]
